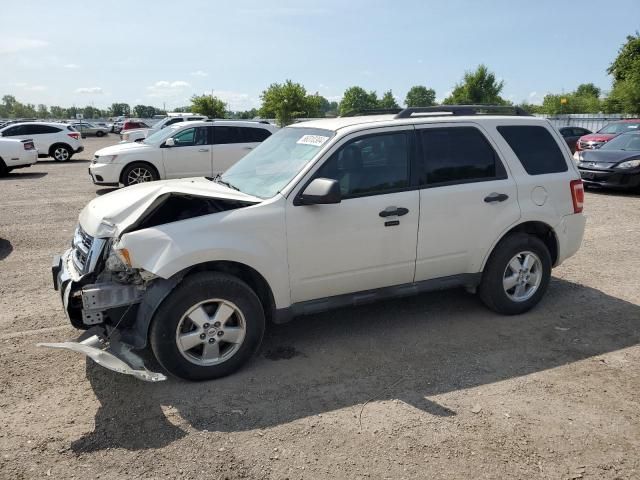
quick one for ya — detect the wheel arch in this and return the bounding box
[482,221,559,271]
[127,260,277,350]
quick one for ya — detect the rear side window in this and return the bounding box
[213,126,242,144]
[498,126,568,175]
[31,125,61,134]
[419,127,505,186]
[241,127,271,143]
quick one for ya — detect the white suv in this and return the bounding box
[120,114,208,143]
[89,120,277,187]
[45,106,586,382]
[0,122,84,161]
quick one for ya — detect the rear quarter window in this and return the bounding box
[497,125,568,175]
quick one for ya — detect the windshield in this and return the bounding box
[143,125,181,144]
[598,122,640,134]
[600,133,640,151]
[219,127,335,199]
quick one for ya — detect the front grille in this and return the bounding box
[71,225,94,274]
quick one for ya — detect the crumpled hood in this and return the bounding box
[79,178,262,237]
[95,142,153,157]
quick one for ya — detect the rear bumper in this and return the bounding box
[5,151,38,168]
[579,168,640,190]
[555,213,586,266]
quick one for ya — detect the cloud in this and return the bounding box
[64,63,80,69]
[528,91,544,105]
[190,70,208,77]
[0,37,48,55]
[27,85,46,92]
[210,90,259,111]
[76,87,103,94]
[146,80,191,97]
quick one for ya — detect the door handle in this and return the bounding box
[198,148,209,152]
[379,206,409,217]
[484,193,509,203]
[243,146,253,150]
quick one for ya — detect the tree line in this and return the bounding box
[2,33,638,125]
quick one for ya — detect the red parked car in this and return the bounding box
[576,119,640,151]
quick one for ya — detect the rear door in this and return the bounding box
[414,124,521,281]
[161,126,212,178]
[210,126,263,173]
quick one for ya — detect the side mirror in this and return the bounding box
[297,178,341,205]
[164,137,176,147]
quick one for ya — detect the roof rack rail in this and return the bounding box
[394,105,531,119]
[341,108,403,117]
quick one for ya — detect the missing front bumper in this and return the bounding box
[37,327,166,382]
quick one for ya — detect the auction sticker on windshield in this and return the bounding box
[296,134,330,146]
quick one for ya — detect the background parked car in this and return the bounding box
[558,126,591,153]
[113,120,151,134]
[89,120,277,186]
[576,130,640,190]
[0,137,37,176]
[71,122,109,138]
[576,119,640,150]
[120,114,208,143]
[0,122,83,161]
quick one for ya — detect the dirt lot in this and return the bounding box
[0,136,639,479]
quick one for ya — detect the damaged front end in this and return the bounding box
[43,187,258,382]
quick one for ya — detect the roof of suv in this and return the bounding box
[170,120,277,129]
[291,113,550,135]
[0,121,70,129]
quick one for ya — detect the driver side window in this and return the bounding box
[172,127,207,147]
[314,131,410,198]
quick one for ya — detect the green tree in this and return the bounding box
[339,86,378,115]
[36,104,49,118]
[110,103,130,117]
[259,80,308,126]
[304,94,325,118]
[404,85,436,107]
[50,106,64,118]
[605,33,640,114]
[378,90,399,109]
[575,83,601,98]
[133,105,159,118]
[444,64,507,105]
[189,94,227,118]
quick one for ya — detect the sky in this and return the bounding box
[1,0,639,111]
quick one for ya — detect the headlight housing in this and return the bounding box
[616,159,640,169]
[573,151,583,162]
[95,154,118,164]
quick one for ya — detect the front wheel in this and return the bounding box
[121,162,158,186]
[479,233,551,315]
[150,272,266,381]
[96,131,105,137]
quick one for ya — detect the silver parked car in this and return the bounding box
[72,122,109,138]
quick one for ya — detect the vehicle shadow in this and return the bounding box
[0,171,47,180]
[0,238,13,261]
[71,278,640,453]
[585,186,640,198]
[36,158,91,165]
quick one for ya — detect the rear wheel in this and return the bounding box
[479,233,551,315]
[150,272,266,381]
[121,162,158,186]
[0,159,7,177]
[50,145,72,162]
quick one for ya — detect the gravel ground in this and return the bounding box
[0,136,639,479]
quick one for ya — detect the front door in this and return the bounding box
[413,124,521,281]
[162,126,212,178]
[286,128,420,303]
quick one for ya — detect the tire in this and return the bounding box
[478,233,551,315]
[0,159,7,177]
[121,162,159,186]
[96,131,105,137]
[150,272,266,381]
[50,144,72,162]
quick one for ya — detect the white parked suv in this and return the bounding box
[44,106,586,382]
[0,137,38,175]
[120,114,208,143]
[0,122,84,161]
[89,120,277,187]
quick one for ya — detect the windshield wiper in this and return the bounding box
[208,173,240,191]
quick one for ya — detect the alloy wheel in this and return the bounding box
[502,251,543,302]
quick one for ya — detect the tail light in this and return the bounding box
[570,179,584,213]
[68,132,80,140]
[23,140,35,150]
